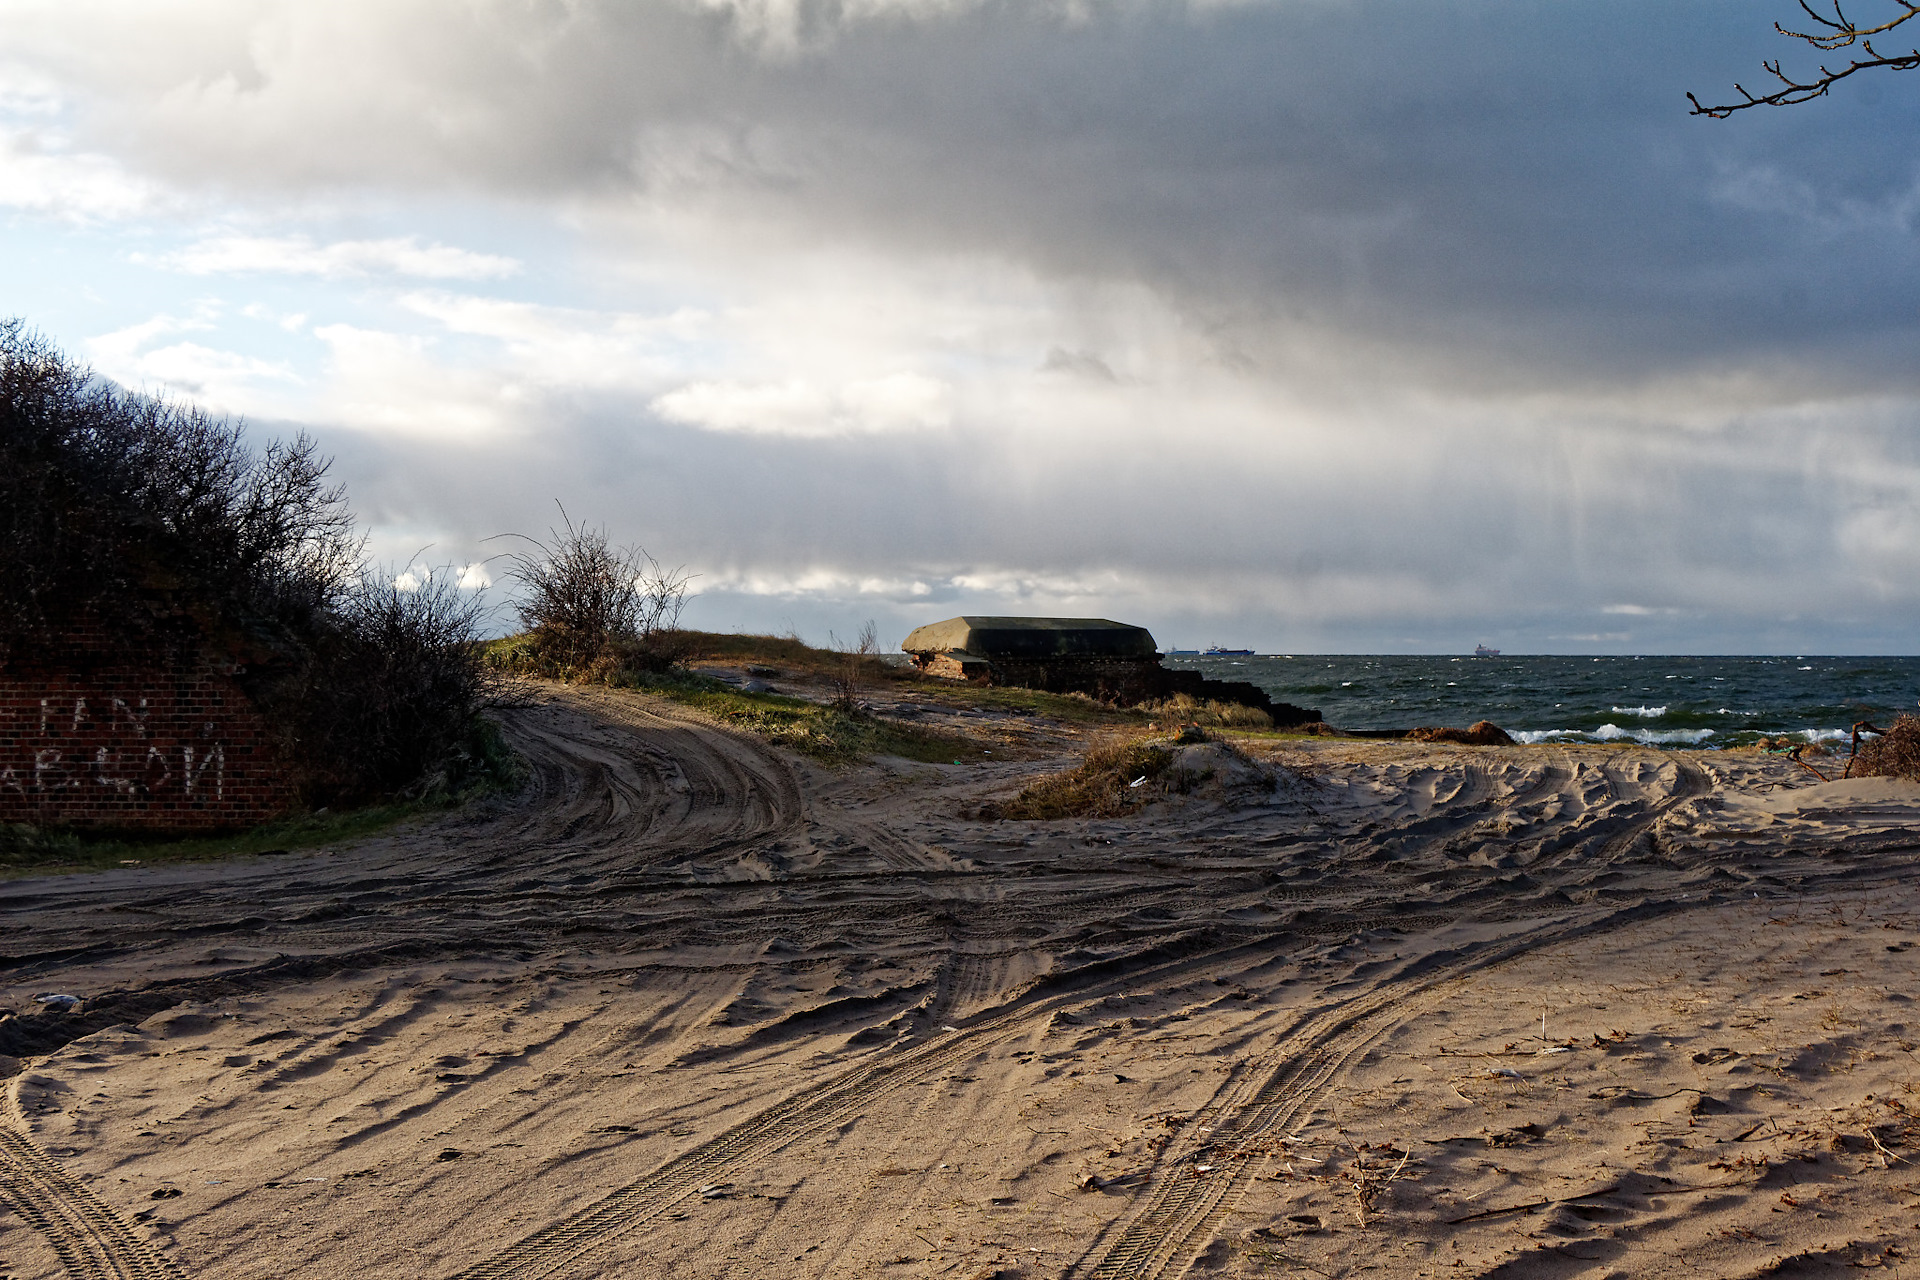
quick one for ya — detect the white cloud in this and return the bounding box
[652,372,952,436]
[309,323,513,439]
[155,233,520,280]
[456,562,493,590]
[85,312,302,409]
[0,125,158,219]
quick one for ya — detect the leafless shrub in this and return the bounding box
[828,620,881,713]
[502,509,693,679]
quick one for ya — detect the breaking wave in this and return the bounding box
[1514,724,1717,746]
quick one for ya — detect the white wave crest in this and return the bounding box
[1610,705,1668,718]
[1511,725,1714,746]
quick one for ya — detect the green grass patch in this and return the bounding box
[1,715,527,878]
[2,800,439,877]
[907,683,1140,726]
[619,670,984,764]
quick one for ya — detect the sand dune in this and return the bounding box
[4,684,1919,1279]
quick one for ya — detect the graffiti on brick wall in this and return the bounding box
[0,696,225,800]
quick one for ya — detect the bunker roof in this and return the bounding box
[899,616,1158,660]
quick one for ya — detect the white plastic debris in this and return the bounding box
[1128,776,1148,788]
[32,993,82,1011]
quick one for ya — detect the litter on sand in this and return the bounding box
[1129,776,1148,788]
[32,993,82,1010]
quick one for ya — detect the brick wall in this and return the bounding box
[0,628,297,831]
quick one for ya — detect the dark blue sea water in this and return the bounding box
[1163,654,1920,747]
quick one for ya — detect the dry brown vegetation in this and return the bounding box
[983,734,1171,819]
[1136,692,1273,729]
[1852,714,1920,781]
[1407,720,1516,746]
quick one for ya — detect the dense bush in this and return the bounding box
[0,319,503,807]
[0,319,361,656]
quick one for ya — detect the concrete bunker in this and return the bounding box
[900,615,1319,725]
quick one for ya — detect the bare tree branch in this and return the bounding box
[1690,1,1920,116]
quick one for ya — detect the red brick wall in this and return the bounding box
[0,633,297,831]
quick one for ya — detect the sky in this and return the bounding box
[3,0,1919,654]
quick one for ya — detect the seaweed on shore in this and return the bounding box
[1850,714,1920,782]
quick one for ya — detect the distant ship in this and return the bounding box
[1474,643,1501,657]
[1164,648,1199,656]
[1204,645,1256,656]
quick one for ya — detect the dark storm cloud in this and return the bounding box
[18,0,1920,650]
[47,0,1920,384]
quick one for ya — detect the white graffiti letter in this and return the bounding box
[144,745,171,791]
[112,697,151,738]
[184,744,225,799]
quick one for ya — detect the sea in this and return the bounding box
[1162,654,1920,749]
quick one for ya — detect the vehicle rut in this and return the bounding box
[0,1122,185,1280]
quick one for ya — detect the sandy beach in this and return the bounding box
[5,682,1920,1279]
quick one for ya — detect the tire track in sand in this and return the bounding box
[446,1018,1029,1280]
[0,1123,185,1280]
[447,928,1287,1280]
[1070,906,1674,1280]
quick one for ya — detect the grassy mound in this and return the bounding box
[1136,692,1273,730]
[988,736,1177,820]
[618,670,983,765]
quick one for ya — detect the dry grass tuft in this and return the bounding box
[1136,693,1272,729]
[987,735,1175,820]
[1852,714,1920,782]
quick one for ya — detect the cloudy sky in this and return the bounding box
[4,0,1919,653]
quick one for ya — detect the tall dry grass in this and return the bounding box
[1137,692,1273,730]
